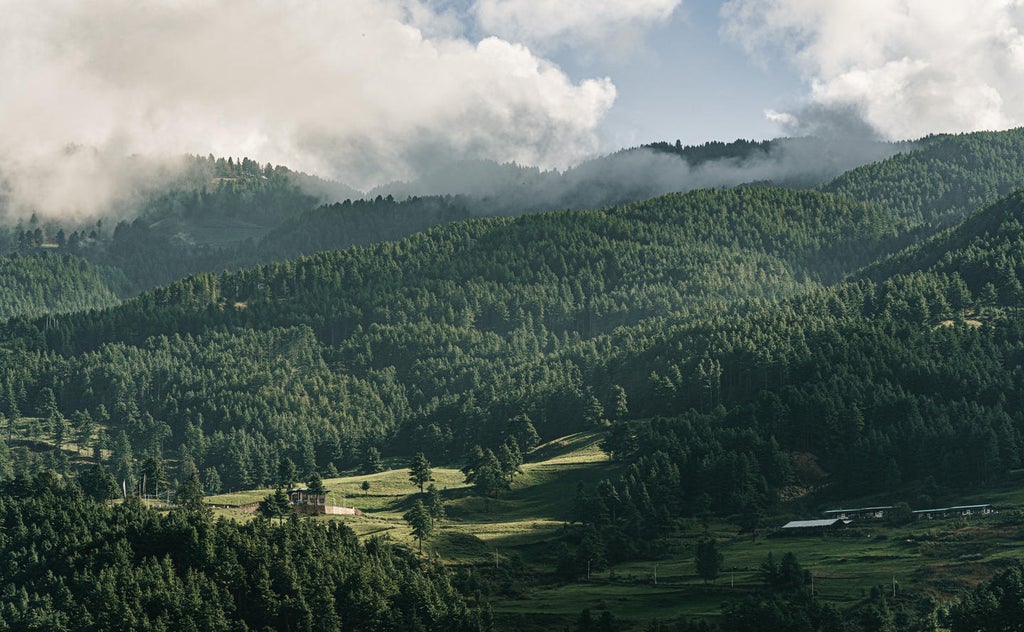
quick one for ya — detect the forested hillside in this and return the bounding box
[0,473,483,631]
[3,129,1020,306]
[4,129,1024,629]
[822,128,1024,226]
[253,195,483,263]
[3,192,1023,548]
[2,181,1021,497]
[0,254,125,319]
[0,187,904,489]
[863,189,1024,300]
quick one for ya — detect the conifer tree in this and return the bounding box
[403,499,433,553]
[695,538,723,584]
[408,452,433,493]
[258,487,291,524]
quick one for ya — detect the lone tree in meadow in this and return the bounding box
[408,452,433,493]
[426,483,445,526]
[695,538,724,584]
[403,499,433,553]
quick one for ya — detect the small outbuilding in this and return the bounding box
[288,487,327,515]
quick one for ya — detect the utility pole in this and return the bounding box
[587,559,591,581]
[654,563,657,585]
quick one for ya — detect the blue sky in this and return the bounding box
[563,2,803,149]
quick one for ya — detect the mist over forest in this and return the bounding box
[0,125,1022,630]
[7,2,1024,628]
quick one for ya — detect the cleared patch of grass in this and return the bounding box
[202,430,1024,629]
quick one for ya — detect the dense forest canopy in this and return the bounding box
[0,473,483,631]
[2,128,1024,628]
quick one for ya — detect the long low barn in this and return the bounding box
[779,518,851,533]
[822,506,893,520]
[912,504,995,520]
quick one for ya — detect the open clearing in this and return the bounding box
[206,432,1024,629]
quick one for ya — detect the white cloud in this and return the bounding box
[722,0,1024,139]
[0,0,616,217]
[473,0,683,55]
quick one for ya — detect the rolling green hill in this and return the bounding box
[200,431,1024,631]
[5,128,1023,308]
[0,187,906,490]
[822,128,1024,226]
[5,131,1024,630]
[0,253,126,319]
[861,189,1024,300]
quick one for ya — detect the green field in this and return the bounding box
[206,432,1024,630]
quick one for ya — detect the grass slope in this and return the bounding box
[206,432,1024,630]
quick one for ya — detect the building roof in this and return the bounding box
[823,506,893,515]
[912,504,992,514]
[781,518,850,529]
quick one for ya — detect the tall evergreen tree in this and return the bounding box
[695,539,723,584]
[403,499,433,553]
[408,451,434,493]
[258,487,292,524]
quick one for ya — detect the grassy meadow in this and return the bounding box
[204,432,1024,629]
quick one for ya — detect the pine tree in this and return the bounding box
[508,414,540,452]
[498,437,523,483]
[695,538,723,584]
[203,467,222,495]
[307,472,327,495]
[258,487,292,524]
[610,384,628,422]
[141,455,167,498]
[363,446,384,474]
[174,472,207,514]
[403,499,433,553]
[80,463,119,502]
[278,456,298,489]
[426,483,445,526]
[408,452,433,493]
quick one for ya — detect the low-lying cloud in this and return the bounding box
[0,0,616,219]
[722,0,1024,140]
[372,136,907,215]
